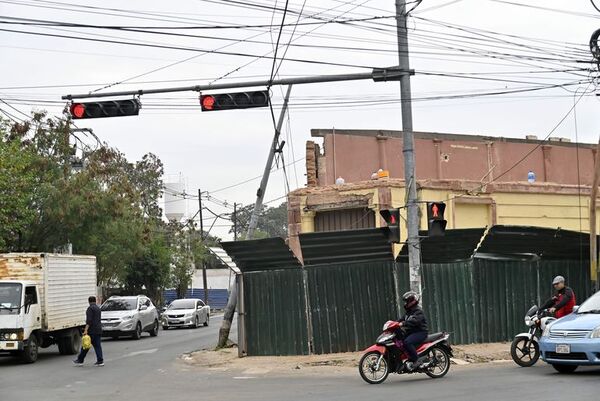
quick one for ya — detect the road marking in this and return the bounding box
[123,348,159,358]
[233,376,256,379]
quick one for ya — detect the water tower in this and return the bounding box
[164,181,186,222]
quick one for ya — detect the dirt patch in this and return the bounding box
[182,342,512,373]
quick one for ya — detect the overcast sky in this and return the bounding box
[1,0,599,240]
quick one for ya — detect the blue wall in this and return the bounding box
[163,288,229,310]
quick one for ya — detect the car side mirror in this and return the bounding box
[139,305,148,311]
[572,305,579,313]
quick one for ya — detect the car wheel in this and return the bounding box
[203,314,209,327]
[149,320,159,337]
[132,322,142,340]
[194,316,200,329]
[552,364,578,374]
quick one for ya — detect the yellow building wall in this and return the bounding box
[454,203,491,228]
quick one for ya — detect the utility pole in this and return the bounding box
[246,85,293,239]
[396,0,422,294]
[198,189,208,304]
[590,139,600,292]
[233,203,238,241]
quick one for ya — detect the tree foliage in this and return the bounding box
[0,113,220,300]
[230,202,288,239]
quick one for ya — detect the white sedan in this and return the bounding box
[161,298,210,329]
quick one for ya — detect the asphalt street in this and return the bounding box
[2,318,599,401]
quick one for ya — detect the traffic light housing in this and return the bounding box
[200,90,269,111]
[427,202,447,237]
[69,99,141,119]
[380,208,401,243]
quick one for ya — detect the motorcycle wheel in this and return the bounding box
[510,337,539,367]
[358,351,389,384]
[424,346,450,379]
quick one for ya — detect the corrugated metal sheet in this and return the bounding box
[476,226,591,260]
[299,228,393,265]
[396,261,477,344]
[307,261,397,354]
[221,238,301,272]
[243,269,309,356]
[314,208,375,232]
[397,228,485,263]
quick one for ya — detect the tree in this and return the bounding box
[229,202,288,239]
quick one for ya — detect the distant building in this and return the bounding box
[287,129,598,259]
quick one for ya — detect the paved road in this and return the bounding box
[3,320,599,401]
[0,314,231,401]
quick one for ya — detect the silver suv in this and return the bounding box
[100,295,159,340]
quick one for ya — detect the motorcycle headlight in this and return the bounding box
[591,326,600,339]
[524,316,533,326]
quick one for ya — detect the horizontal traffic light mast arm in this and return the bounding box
[61,67,413,100]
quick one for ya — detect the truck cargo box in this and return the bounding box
[0,253,97,331]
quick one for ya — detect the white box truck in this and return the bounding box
[0,253,97,363]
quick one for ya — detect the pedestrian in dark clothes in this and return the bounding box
[74,296,103,367]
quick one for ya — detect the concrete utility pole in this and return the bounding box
[590,139,600,292]
[246,85,293,240]
[395,0,422,294]
[198,189,208,303]
[233,203,238,241]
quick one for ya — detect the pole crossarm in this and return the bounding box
[61,67,412,100]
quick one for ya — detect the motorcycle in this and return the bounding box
[358,320,453,384]
[510,305,555,367]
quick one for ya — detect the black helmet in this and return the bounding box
[402,291,420,311]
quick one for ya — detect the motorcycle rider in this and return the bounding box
[541,275,576,318]
[397,291,429,371]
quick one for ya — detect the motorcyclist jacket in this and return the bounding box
[398,306,429,335]
[541,286,576,318]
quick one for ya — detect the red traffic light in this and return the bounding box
[201,95,216,111]
[69,99,140,119]
[200,90,269,111]
[70,103,86,119]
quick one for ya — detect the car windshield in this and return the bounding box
[101,299,137,311]
[577,291,600,314]
[168,300,196,310]
[0,283,22,315]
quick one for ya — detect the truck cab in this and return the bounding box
[0,280,41,357]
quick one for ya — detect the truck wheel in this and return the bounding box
[21,335,39,363]
[58,329,81,355]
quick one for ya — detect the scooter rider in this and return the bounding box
[541,275,576,319]
[397,291,429,371]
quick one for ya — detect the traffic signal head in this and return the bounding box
[69,99,140,119]
[426,202,447,237]
[380,208,401,243]
[200,90,269,111]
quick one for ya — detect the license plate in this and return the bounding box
[0,341,16,350]
[556,344,570,354]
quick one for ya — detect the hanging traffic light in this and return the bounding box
[200,90,269,111]
[427,202,447,237]
[69,99,140,119]
[380,208,401,243]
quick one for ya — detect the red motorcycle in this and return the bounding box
[359,320,453,384]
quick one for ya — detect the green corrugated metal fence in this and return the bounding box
[306,261,398,354]
[243,269,309,356]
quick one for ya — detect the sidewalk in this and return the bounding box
[182,342,512,373]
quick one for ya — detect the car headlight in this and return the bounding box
[122,315,135,320]
[591,326,600,339]
[9,333,17,340]
[184,313,193,317]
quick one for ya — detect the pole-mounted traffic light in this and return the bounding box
[69,99,141,119]
[200,90,269,111]
[380,208,401,243]
[427,202,447,237]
